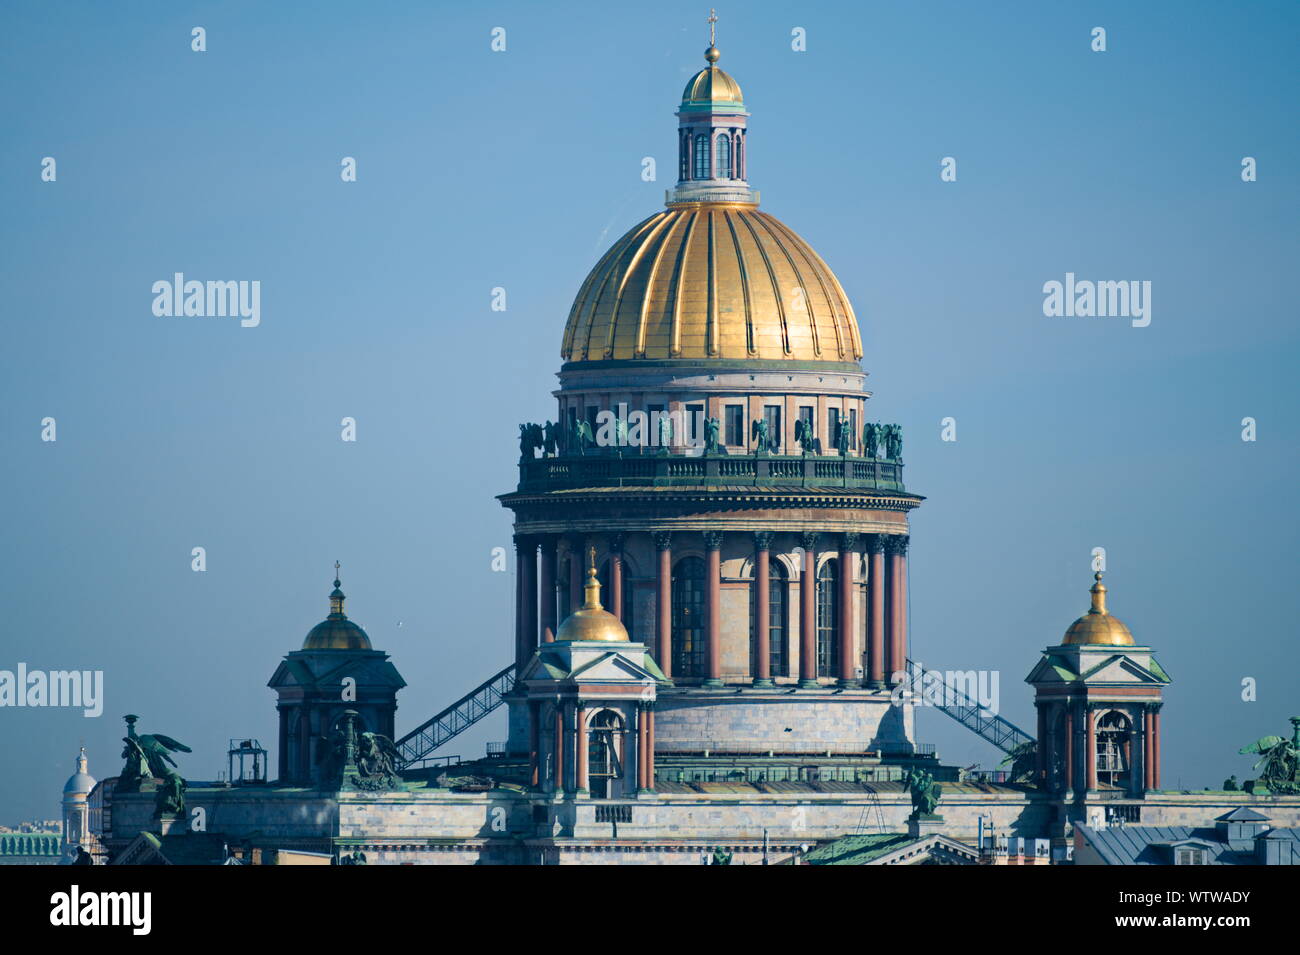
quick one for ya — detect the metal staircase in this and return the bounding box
[394,664,515,769]
[905,659,1034,755]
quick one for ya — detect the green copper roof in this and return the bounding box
[803,833,918,865]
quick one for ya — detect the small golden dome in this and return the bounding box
[555,551,629,643]
[681,63,742,106]
[302,566,373,650]
[1062,572,1135,646]
[561,206,862,364]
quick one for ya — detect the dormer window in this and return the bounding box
[1175,847,1205,865]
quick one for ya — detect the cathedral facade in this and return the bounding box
[84,36,1300,867]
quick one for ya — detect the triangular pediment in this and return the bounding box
[1025,654,1078,685]
[1078,654,1168,686]
[569,651,658,683]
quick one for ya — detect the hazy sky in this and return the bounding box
[2,1,1297,822]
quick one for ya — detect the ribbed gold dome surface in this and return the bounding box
[681,65,743,106]
[561,205,863,363]
[1062,573,1136,647]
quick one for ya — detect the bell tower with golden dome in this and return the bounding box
[501,20,926,782]
[268,566,406,786]
[1026,573,1171,821]
[516,549,665,799]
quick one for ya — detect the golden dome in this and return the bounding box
[302,569,373,650]
[561,205,863,364]
[555,554,629,643]
[1062,573,1135,647]
[681,63,743,107]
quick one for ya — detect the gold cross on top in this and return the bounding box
[708,9,718,46]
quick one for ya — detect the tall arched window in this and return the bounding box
[716,134,732,178]
[751,559,788,677]
[735,134,744,179]
[816,559,839,678]
[1096,711,1132,789]
[693,134,711,180]
[587,710,625,799]
[672,556,706,677]
[599,560,634,637]
[679,132,690,181]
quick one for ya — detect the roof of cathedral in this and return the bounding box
[560,40,861,367]
[1062,572,1136,646]
[561,207,862,365]
[303,566,373,650]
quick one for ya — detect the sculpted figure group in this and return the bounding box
[518,416,904,459]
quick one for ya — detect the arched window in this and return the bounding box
[716,134,732,178]
[672,556,706,677]
[587,710,625,799]
[735,134,744,179]
[750,559,788,677]
[679,132,690,181]
[1096,711,1132,789]
[693,134,711,180]
[816,559,839,678]
[599,559,634,637]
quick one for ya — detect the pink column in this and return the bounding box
[516,537,536,672]
[868,536,885,688]
[1036,704,1048,783]
[575,702,589,794]
[1064,706,1074,795]
[884,536,908,685]
[1143,708,1154,791]
[799,533,818,687]
[654,532,672,678]
[539,536,557,642]
[838,534,858,686]
[1152,708,1161,790]
[1086,708,1098,791]
[553,705,565,794]
[610,534,625,621]
[753,532,773,687]
[637,705,649,791]
[704,531,723,687]
[647,707,656,791]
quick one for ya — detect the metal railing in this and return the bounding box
[516,450,905,494]
[905,659,1034,755]
[394,664,515,770]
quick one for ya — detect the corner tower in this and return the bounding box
[1027,573,1171,829]
[268,566,406,786]
[501,27,923,776]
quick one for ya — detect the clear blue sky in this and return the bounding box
[1,1,1297,821]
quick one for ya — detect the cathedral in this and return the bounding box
[80,34,1300,866]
